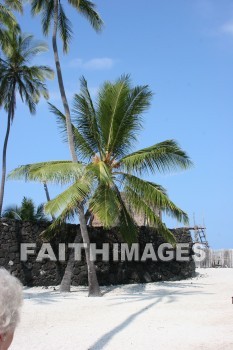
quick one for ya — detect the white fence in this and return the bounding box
[196,249,233,268]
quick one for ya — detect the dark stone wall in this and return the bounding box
[0,219,195,286]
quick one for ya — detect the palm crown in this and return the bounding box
[31,0,103,52]
[0,31,54,119]
[9,75,192,244]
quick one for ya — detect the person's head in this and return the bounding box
[0,269,23,350]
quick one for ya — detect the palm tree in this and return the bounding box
[30,0,103,294]
[30,0,103,161]
[0,31,54,215]
[2,196,48,221]
[9,75,193,296]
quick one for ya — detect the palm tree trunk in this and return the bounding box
[59,206,101,296]
[0,112,11,216]
[43,181,55,220]
[59,227,82,293]
[52,0,78,163]
[52,0,100,295]
[78,205,101,296]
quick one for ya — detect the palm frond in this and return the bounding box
[89,184,119,228]
[68,0,103,32]
[31,0,45,15]
[58,3,72,53]
[115,190,139,244]
[87,161,113,185]
[41,0,54,36]
[44,179,91,216]
[72,77,101,156]
[4,0,23,12]
[124,187,176,245]
[2,205,21,220]
[97,75,131,154]
[108,83,153,158]
[0,3,20,33]
[41,205,77,240]
[48,102,95,160]
[8,161,85,185]
[121,173,189,225]
[120,139,193,175]
[35,203,48,222]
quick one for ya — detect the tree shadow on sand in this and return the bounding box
[88,283,213,349]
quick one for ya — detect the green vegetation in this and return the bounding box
[0,1,22,42]
[0,31,53,216]
[9,75,192,295]
[0,2,193,297]
[2,196,48,222]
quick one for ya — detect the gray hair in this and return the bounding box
[0,269,23,334]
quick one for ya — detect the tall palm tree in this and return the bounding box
[2,196,48,221]
[30,0,103,161]
[9,75,193,296]
[30,0,103,294]
[0,31,54,215]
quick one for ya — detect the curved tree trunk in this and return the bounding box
[43,181,55,221]
[59,226,82,293]
[52,0,100,296]
[0,112,11,216]
[78,205,101,296]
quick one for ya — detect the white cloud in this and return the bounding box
[220,21,233,36]
[69,57,115,70]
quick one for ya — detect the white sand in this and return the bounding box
[11,268,233,350]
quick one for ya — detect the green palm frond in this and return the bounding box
[2,205,21,220]
[4,0,23,12]
[115,190,138,244]
[48,102,95,160]
[97,75,130,154]
[122,173,189,225]
[120,139,193,175]
[89,182,138,244]
[35,203,48,221]
[95,75,152,158]
[59,3,72,53]
[0,2,21,41]
[72,77,101,156]
[68,0,103,32]
[124,188,176,245]
[41,205,78,240]
[8,161,84,185]
[89,184,119,228]
[44,178,91,216]
[41,0,54,36]
[25,66,54,81]
[109,84,153,158]
[87,161,113,184]
[31,0,54,38]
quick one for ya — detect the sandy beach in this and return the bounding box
[11,268,233,350]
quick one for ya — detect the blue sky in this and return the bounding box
[1,0,233,248]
